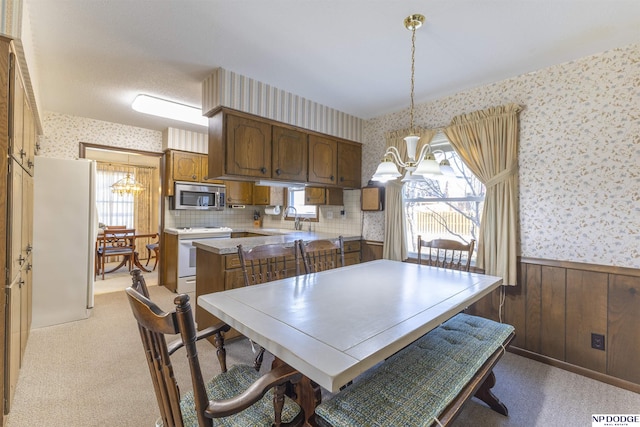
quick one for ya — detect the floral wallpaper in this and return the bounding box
[362,43,640,269]
[38,111,163,158]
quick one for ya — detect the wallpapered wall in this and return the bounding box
[362,43,640,269]
[39,111,163,157]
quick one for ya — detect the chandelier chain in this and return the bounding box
[409,25,416,134]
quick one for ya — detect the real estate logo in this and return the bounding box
[592,414,640,427]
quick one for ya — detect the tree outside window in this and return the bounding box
[403,142,485,261]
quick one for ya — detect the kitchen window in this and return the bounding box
[285,187,318,220]
[403,137,485,261]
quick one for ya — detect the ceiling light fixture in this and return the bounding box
[111,156,145,196]
[371,14,449,183]
[131,94,208,127]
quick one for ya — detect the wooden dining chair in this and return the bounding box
[145,235,160,271]
[237,242,301,370]
[95,228,136,280]
[298,237,345,274]
[416,237,476,272]
[125,286,303,427]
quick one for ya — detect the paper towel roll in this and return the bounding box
[264,205,281,215]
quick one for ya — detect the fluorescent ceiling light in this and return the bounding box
[132,94,208,127]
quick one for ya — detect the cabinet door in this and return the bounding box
[272,126,307,181]
[226,181,253,205]
[305,187,326,205]
[9,160,23,282]
[22,173,33,259]
[338,142,361,188]
[308,135,337,185]
[200,154,224,183]
[226,115,271,178]
[253,184,271,205]
[6,274,23,410]
[172,151,201,182]
[10,56,24,163]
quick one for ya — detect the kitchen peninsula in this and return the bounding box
[193,229,362,337]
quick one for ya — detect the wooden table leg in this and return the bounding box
[272,358,322,426]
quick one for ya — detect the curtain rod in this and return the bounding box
[95,160,157,170]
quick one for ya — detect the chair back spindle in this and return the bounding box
[299,237,345,274]
[416,237,475,272]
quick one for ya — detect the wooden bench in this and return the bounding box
[313,313,515,427]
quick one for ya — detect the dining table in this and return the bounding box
[96,231,158,274]
[198,259,503,425]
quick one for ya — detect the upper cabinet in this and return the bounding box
[337,142,361,188]
[308,135,337,185]
[208,108,361,188]
[164,150,223,196]
[225,114,272,178]
[272,126,307,181]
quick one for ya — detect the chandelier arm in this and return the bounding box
[383,146,411,168]
[414,143,434,165]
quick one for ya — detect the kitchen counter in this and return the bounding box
[192,228,361,255]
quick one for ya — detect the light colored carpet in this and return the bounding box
[6,277,639,426]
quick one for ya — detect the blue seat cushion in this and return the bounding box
[315,314,514,427]
[180,364,301,427]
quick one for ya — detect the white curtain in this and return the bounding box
[444,104,522,286]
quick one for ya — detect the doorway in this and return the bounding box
[79,142,163,293]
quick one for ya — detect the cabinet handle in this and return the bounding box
[18,254,25,265]
[19,149,26,158]
[306,197,310,202]
[330,175,335,181]
[18,279,25,288]
[192,174,197,180]
[28,159,34,169]
[260,167,267,174]
[27,263,32,271]
[340,176,344,182]
[26,244,32,254]
[275,168,281,176]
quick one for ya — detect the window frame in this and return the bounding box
[403,135,485,261]
[284,187,319,222]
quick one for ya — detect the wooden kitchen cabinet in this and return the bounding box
[172,150,201,182]
[308,135,338,185]
[338,141,361,188]
[225,180,253,205]
[225,114,272,178]
[343,240,361,266]
[272,125,307,181]
[225,182,275,206]
[208,108,361,187]
[164,150,223,196]
[1,36,37,420]
[305,186,344,206]
[253,184,271,205]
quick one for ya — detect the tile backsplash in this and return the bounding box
[164,189,363,236]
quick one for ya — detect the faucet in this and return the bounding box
[283,206,300,230]
[302,217,311,232]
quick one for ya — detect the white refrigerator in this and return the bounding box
[32,156,97,328]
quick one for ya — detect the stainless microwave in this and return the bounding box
[173,182,225,210]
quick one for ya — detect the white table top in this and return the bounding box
[198,259,503,392]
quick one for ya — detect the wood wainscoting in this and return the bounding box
[467,257,640,393]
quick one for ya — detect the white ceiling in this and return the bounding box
[25,0,640,134]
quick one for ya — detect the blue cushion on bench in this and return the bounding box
[315,314,514,427]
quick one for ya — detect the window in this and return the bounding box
[404,134,485,260]
[285,187,318,220]
[95,168,135,228]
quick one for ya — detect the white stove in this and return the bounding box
[165,226,233,293]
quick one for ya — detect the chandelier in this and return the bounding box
[111,156,144,196]
[371,14,452,183]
